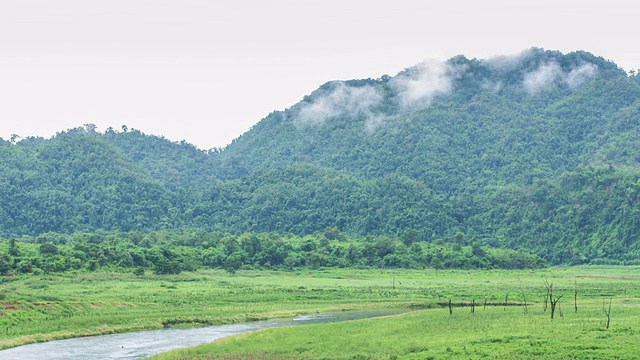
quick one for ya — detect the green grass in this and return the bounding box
[149,266,640,360]
[153,304,640,359]
[1,266,639,358]
[0,268,437,349]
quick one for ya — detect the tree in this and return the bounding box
[401,229,420,246]
[16,260,32,274]
[134,267,145,277]
[224,255,242,274]
[453,232,465,252]
[544,279,563,319]
[154,259,181,275]
[0,253,12,275]
[323,226,344,241]
[8,237,17,256]
[83,123,98,133]
[471,240,485,257]
[39,243,58,256]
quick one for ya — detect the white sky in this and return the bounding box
[1,0,638,150]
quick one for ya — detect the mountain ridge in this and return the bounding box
[2,48,640,264]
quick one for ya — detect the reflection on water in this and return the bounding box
[0,308,406,360]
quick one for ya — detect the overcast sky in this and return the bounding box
[1,0,638,150]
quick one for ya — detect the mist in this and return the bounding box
[294,60,463,131]
[292,50,600,133]
[295,82,383,126]
[390,60,459,108]
[523,62,598,94]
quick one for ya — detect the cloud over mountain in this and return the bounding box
[390,60,461,107]
[293,49,601,131]
[295,82,382,126]
[523,62,598,94]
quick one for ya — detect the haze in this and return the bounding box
[1,0,638,150]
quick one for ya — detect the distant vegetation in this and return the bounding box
[0,230,545,276]
[2,48,640,267]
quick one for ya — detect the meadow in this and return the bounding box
[0,266,638,358]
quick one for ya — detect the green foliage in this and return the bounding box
[154,259,182,275]
[133,267,145,277]
[0,50,639,266]
[0,253,12,275]
[223,255,242,274]
[0,230,544,275]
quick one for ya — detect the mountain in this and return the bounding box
[0,129,183,234]
[213,49,636,189]
[2,48,640,265]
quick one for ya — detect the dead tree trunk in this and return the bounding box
[604,298,612,329]
[545,279,563,319]
[550,294,563,319]
[574,280,578,313]
[521,283,528,314]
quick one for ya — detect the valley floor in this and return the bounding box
[1,267,638,358]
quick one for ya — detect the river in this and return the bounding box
[0,308,406,360]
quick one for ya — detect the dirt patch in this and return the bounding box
[32,303,55,310]
[2,302,18,310]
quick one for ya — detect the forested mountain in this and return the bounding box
[0,130,180,234]
[2,48,640,266]
[214,49,636,189]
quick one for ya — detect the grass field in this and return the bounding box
[151,266,640,360]
[1,266,639,358]
[151,303,640,360]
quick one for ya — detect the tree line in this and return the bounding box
[0,229,546,276]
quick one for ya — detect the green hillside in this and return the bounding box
[213,49,636,190]
[2,48,640,266]
[0,129,181,235]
